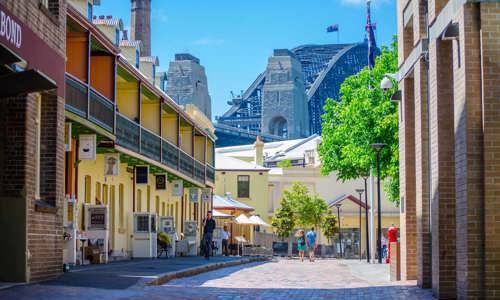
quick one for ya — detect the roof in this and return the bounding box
[212,209,232,218]
[120,39,142,49]
[140,56,160,66]
[215,154,269,171]
[328,194,370,210]
[213,195,254,211]
[216,134,321,164]
[92,16,124,30]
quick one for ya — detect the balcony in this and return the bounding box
[116,113,211,186]
[65,74,115,133]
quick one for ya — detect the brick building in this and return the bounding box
[397,0,500,298]
[0,0,66,282]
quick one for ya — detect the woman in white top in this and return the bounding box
[222,226,230,256]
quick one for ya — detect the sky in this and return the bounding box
[95,0,397,120]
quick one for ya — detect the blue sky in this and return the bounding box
[95,0,397,120]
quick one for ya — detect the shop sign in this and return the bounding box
[79,134,96,160]
[189,188,199,203]
[0,9,22,49]
[88,207,106,230]
[155,174,167,190]
[201,188,211,202]
[104,154,120,176]
[135,166,149,184]
[172,180,183,197]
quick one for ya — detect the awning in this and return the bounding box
[249,215,271,227]
[213,194,254,212]
[235,214,254,225]
[212,209,232,218]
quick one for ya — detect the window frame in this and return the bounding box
[237,175,250,198]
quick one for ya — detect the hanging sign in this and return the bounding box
[79,134,96,160]
[64,123,72,152]
[202,188,212,202]
[104,154,120,176]
[172,180,183,197]
[156,174,167,191]
[135,166,149,184]
[189,188,199,203]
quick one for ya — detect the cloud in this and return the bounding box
[192,38,225,46]
[340,0,389,6]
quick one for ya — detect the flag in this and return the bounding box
[326,24,339,33]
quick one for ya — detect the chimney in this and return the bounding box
[99,15,105,19]
[254,136,264,166]
[106,15,112,19]
[131,0,152,56]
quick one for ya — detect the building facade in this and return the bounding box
[397,0,500,298]
[0,0,66,283]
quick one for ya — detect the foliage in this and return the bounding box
[322,210,338,243]
[277,159,292,168]
[318,36,400,204]
[272,183,328,236]
[158,232,171,245]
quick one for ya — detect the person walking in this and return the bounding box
[222,225,230,256]
[306,227,317,262]
[202,211,216,260]
[296,230,306,262]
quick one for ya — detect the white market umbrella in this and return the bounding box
[249,215,271,227]
[235,214,253,225]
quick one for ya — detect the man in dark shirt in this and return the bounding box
[203,211,216,259]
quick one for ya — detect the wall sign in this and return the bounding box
[135,166,149,184]
[172,180,183,197]
[155,174,167,190]
[79,134,96,160]
[87,207,107,230]
[189,188,199,203]
[202,188,211,202]
[0,9,22,49]
[104,154,120,176]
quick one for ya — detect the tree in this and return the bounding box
[295,194,328,229]
[277,159,292,168]
[318,37,400,204]
[322,210,338,243]
[271,196,295,240]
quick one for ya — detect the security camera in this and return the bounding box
[380,76,393,92]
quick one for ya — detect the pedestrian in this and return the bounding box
[306,227,317,262]
[222,225,230,256]
[296,230,306,262]
[203,211,216,260]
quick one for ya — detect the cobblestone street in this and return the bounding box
[0,259,434,299]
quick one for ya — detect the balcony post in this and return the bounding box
[177,114,181,170]
[138,81,142,153]
[87,32,92,119]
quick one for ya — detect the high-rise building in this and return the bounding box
[131,0,151,56]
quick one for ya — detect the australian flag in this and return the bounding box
[366,2,377,69]
[326,24,339,33]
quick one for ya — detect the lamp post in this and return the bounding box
[371,143,386,263]
[362,175,370,263]
[355,188,364,261]
[333,203,342,259]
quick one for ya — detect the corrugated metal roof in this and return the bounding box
[213,195,254,211]
[140,56,160,65]
[120,39,141,49]
[92,17,123,30]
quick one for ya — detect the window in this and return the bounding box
[102,184,108,205]
[135,215,149,232]
[115,29,120,46]
[95,182,101,204]
[85,176,91,203]
[119,184,124,228]
[162,202,165,216]
[39,0,59,20]
[135,50,140,68]
[152,64,156,81]
[237,175,250,198]
[87,1,93,21]
[137,189,142,212]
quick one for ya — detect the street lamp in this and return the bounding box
[371,142,386,264]
[355,188,364,261]
[362,175,370,263]
[333,203,342,259]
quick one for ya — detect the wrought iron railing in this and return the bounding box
[194,160,205,183]
[179,150,194,177]
[206,164,215,183]
[89,88,115,132]
[116,113,140,152]
[162,139,179,170]
[65,74,88,117]
[141,128,161,161]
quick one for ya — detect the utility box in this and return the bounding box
[84,204,109,264]
[132,213,157,258]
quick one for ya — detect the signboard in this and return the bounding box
[202,188,211,202]
[184,221,197,237]
[135,166,149,184]
[172,180,183,197]
[87,207,106,230]
[189,188,199,203]
[159,216,174,233]
[64,123,72,152]
[79,134,96,160]
[104,154,120,176]
[155,174,167,190]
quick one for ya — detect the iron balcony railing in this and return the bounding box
[115,113,213,185]
[206,164,215,183]
[65,73,115,133]
[194,159,205,183]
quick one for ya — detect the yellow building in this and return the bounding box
[63,1,215,264]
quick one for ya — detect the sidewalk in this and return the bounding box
[42,256,268,290]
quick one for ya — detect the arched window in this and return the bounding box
[269,116,288,138]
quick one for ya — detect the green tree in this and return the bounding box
[318,37,400,204]
[295,194,328,228]
[277,159,292,168]
[271,196,296,240]
[322,210,338,243]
